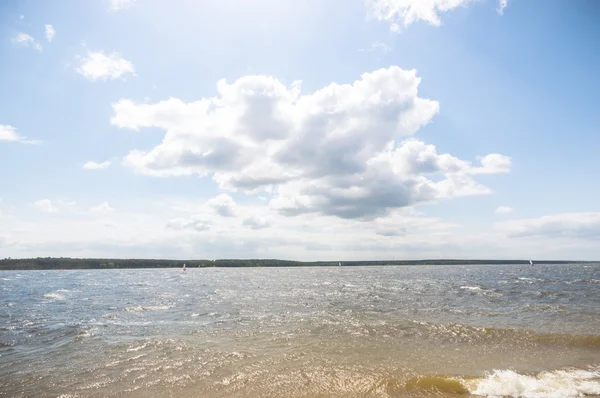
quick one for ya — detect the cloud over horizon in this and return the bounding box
[2,0,598,261]
[495,213,600,240]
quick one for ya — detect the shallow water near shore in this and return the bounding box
[2,263,600,397]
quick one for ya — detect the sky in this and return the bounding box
[1,0,599,261]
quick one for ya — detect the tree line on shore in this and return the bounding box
[0,257,584,270]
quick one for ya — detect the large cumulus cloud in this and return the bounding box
[111,66,510,220]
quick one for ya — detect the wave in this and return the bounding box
[459,285,502,296]
[465,368,600,397]
[404,368,600,397]
[44,292,66,301]
[404,375,469,394]
[412,320,600,349]
[124,305,171,312]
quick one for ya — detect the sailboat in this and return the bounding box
[338,262,341,266]
[529,258,533,266]
[183,263,187,271]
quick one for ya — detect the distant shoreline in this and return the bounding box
[0,257,595,270]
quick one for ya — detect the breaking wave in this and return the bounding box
[404,368,600,397]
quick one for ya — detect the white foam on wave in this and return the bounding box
[460,285,502,297]
[125,305,171,312]
[517,277,545,284]
[464,368,600,398]
[44,292,65,300]
[127,342,148,352]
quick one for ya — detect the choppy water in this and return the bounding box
[1,264,600,397]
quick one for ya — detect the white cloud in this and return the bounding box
[367,0,510,31]
[111,66,510,221]
[494,206,513,215]
[0,125,43,145]
[108,0,136,11]
[206,194,237,217]
[166,215,212,232]
[497,0,508,15]
[366,0,474,30]
[57,199,77,207]
[359,41,392,53]
[372,41,391,52]
[156,198,469,259]
[45,24,55,42]
[0,125,20,142]
[83,160,111,170]
[75,50,136,81]
[33,199,58,213]
[243,215,272,230]
[19,138,44,145]
[495,213,600,240]
[473,153,511,174]
[12,33,42,51]
[4,195,600,260]
[91,202,114,213]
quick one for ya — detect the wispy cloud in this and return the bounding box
[494,206,513,215]
[91,202,114,213]
[359,40,392,53]
[495,212,600,240]
[108,0,136,12]
[0,125,43,145]
[75,50,136,81]
[497,0,508,15]
[12,33,42,51]
[33,199,58,213]
[45,24,56,42]
[83,160,112,170]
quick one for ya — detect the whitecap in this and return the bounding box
[464,368,600,398]
[460,286,482,291]
[44,292,65,300]
[127,343,148,352]
[125,305,170,312]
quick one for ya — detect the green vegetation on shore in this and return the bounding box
[0,257,589,270]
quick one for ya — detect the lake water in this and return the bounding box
[1,264,600,397]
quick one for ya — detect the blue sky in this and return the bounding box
[1,0,599,260]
